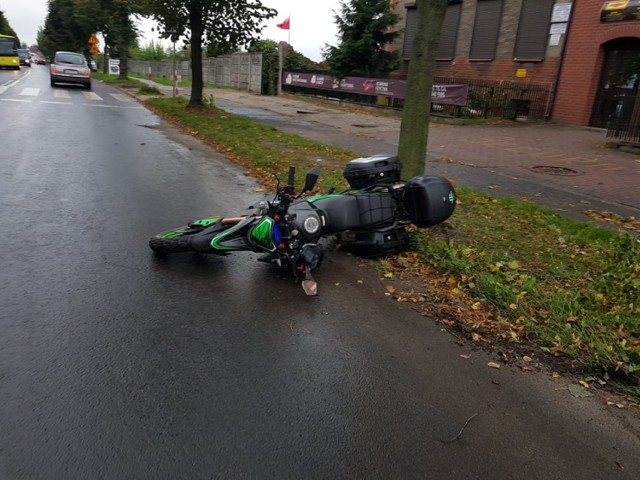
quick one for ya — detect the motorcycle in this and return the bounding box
[149,154,457,296]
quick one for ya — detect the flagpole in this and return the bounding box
[288,11,291,46]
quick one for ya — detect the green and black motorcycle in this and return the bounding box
[149,155,456,295]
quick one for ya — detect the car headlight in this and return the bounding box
[303,216,320,235]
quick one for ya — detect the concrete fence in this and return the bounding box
[128,52,263,94]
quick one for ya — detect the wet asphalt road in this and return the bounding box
[1,67,640,479]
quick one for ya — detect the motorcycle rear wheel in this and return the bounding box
[149,226,202,254]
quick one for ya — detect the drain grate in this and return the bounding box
[530,165,582,176]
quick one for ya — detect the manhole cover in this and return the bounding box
[530,165,582,176]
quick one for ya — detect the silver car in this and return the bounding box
[50,51,91,89]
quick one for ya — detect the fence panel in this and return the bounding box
[129,52,263,93]
[604,94,640,143]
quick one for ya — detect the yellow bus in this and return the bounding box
[0,34,20,70]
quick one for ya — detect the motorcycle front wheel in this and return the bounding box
[149,225,203,254]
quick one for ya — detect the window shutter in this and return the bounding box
[469,0,504,60]
[403,6,418,59]
[513,0,555,60]
[437,2,462,60]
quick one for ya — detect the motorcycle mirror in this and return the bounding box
[302,279,318,296]
[303,167,321,192]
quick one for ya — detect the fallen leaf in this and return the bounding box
[579,380,590,389]
[460,354,471,360]
[383,272,394,279]
[568,384,593,398]
[522,356,533,362]
[386,286,396,294]
[552,372,560,379]
[487,362,501,369]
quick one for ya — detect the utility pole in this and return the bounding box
[167,31,177,97]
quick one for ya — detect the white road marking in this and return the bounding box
[0,86,7,94]
[0,98,31,103]
[83,91,102,100]
[109,93,131,102]
[40,101,73,105]
[20,88,40,96]
[53,90,71,98]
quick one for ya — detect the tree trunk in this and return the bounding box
[188,7,203,108]
[118,52,128,80]
[397,0,449,178]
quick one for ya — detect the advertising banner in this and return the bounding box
[283,72,468,106]
[108,59,120,76]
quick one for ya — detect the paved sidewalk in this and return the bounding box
[138,80,640,228]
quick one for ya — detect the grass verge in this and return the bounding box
[142,95,639,401]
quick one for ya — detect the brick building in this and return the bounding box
[553,0,640,127]
[394,0,640,127]
[392,0,567,88]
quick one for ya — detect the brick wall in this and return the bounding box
[552,0,640,125]
[391,0,565,86]
[435,58,560,85]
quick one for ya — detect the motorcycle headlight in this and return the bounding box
[303,216,320,235]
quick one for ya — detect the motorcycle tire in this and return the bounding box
[149,226,202,254]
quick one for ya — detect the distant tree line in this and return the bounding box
[0,9,18,38]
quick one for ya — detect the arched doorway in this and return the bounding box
[591,37,640,131]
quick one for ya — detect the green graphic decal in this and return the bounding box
[192,217,220,228]
[162,231,185,239]
[309,194,344,203]
[250,217,276,250]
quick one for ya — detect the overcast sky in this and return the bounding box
[0,0,342,62]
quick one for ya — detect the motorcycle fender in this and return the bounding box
[190,219,253,253]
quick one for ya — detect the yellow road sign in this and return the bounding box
[89,44,100,54]
[88,33,99,44]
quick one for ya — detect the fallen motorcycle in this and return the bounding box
[149,155,456,295]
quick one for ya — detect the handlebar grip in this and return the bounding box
[287,166,295,187]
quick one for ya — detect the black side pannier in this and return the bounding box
[352,225,409,257]
[402,176,456,228]
[343,154,402,189]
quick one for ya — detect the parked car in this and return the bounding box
[90,60,97,71]
[50,51,91,89]
[17,49,31,67]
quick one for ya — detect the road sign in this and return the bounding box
[88,33,99,44]
[89,44,100,54]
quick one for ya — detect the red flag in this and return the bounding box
[277,17,290,30]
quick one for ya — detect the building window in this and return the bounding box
[403,1,462,60]
[437,1,462,60]
[469,0,504,60]
[513,0,555,60]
